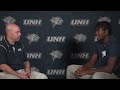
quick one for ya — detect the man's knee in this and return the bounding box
[39,73,48,79]
[67,65,74,72]
[92,72,116,79]
[2,74,19,79]
[92,72,104,79]
[32,71,48,79]
[67,65,81,72]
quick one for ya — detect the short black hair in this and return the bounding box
[95,21,112,36]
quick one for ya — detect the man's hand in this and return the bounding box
[17,72,30,79]
[74,66,91,77]
[25,67,31,79]
[24,61,31,79]
[75,70,90,77]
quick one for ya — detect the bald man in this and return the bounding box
[0,24,48,79]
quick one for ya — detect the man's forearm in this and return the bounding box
[0,64,20,76]
[87,66,113,75]
[24,61,31,78]
[24,61,30,69]
[24,61,31,74]
[84,61,95,69]
[84,53,97,69]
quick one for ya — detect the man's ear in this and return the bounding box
[105,30,108,35]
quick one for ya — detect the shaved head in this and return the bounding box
[6,24,20,33]
[5,24,21,43]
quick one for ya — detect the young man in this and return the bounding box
[66,21,119,79]
[0,24,48,79]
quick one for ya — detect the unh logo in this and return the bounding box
[97,16,111,23]
[2,16,16,25]
[26,52,42,59]
[23,19,42,26]
[50,17,63,28]
[71,19,89,26]
[26,33,40,45]
[47,69,65,75]
[73,33,87,43]
[71,52,89,59]
[47,36,66,42]
[50,50,63,61]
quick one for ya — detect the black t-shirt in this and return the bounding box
[0,38,28,71]
[93,36,119,71]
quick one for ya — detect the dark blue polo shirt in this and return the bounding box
[93,36,118,69]
[0,38,28,71]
